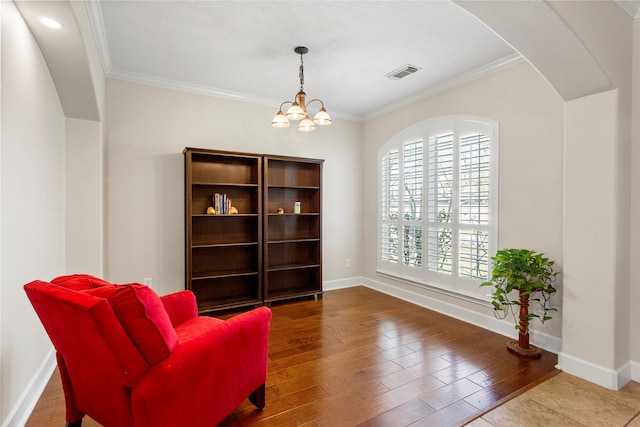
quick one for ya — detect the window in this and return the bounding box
[378,117,498,299]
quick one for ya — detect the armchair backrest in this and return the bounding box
[24,280,149,424]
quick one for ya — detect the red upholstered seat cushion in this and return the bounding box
[52,274,112,290]
[85,283,179,365]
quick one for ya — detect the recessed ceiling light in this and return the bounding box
[39,17,63,29]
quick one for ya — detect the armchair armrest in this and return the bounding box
[132,307,272,427]
[160,290,198,327]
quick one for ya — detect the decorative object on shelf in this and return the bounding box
[230,206,239,215]
[481,248,559,359]
[271,46,331,132]
[206,206,215,214]
[294,201,301,214]
[277,207,284,214]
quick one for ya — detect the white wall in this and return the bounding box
[552,2,638,380]
[65,118,103,276]
[104,79,362,296]
[630,15,640,377]
[362,62,565,345]
[561,90,621,386]
[1,1,66,423]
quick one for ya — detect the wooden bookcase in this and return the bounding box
[183,148,262,313]
[263,155,323,303]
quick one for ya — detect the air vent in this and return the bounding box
[385,64,421,80]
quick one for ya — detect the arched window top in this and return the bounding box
[379,116,498,155]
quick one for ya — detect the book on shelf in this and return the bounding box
[213,193,220,215]
[212,193,232,214]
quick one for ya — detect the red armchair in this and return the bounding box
[24,274,272,427]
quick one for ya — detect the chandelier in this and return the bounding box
[271,46,332,132]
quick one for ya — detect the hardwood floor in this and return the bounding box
[26,286,558,427]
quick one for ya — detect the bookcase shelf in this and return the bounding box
[191,276,261,314]
[192,270,259,280]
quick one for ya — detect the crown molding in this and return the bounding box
[106,68,362,122]
[84,0,111,75]
[108,54,523,125]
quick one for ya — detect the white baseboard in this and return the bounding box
[2,347,56,427]
[556,351,623,390]
[329,276,640,392]
[324,276,562,354]
[631,360,640,383]
[323,277,362,291]
[556,356,640,391]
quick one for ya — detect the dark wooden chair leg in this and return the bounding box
[248,383,266,411]
[66,420,82,427]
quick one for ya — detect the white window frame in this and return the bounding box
[377,117,499,301]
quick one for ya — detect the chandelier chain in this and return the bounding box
[298,52,305,92]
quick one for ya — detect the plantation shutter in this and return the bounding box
[427,132,454,275]
[402,139,423,269]
[458,131,491,280]
[380,149,399,264]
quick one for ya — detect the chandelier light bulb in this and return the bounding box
[313,107,332,126]
[298,116,316,132]
[286,103,306,121]
[271,110,290,128]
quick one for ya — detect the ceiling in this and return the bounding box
[86,1,517,122]
[16,1,638,123]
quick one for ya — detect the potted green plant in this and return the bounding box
[481,248,559,359]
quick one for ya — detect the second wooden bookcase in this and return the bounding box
[263,155,323,303]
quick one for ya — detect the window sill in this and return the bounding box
[375,269,492,307]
